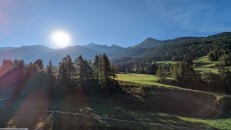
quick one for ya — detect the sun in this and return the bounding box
[50,30,72,48]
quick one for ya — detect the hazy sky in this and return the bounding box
[0,0,231,48]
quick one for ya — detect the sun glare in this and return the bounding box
[51,30,71,48]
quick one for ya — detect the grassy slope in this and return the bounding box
[1,72,231,129]
[116,73,231,130]
[194,56,218,73]
[179,116,231,130]
[116,55,231,129]
[117,73,175,88]
[156,56,219,73]
[116,73,219,95]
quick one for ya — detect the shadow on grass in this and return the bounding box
[0,73,230,129]
[85,87,216,129]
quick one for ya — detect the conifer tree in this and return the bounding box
[46,60,54,77]
[93,55,100,81]
[156,65,167,82]
[74,55,87,87]
[58,55,74,89]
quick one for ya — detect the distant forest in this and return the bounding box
[113,32,231,73]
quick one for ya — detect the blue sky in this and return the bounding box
[0,0,231,48]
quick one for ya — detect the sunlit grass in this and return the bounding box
[156,56,220,73]
[194,56,218,73]
[116,73,176,88]
[116,73,224,96]
[156,61,177,65]
[179,116,231,130]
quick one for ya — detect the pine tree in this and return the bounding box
[171,62,200,83]
[96,54,116,93]
[85,59,94,80]
[33,59,44,72]
[46,60,54,77]
[74,55,87,87]
[156,65,167,82]
[58,60,67,83]
[58,55,75,90]
[171,63,180,83]
[93,55,100,81]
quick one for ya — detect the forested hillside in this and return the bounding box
[115,32,231,61]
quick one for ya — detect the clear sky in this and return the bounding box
[0,0,231,48]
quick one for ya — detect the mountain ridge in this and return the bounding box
[0,32,230,65]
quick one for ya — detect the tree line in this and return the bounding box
[57,54,117,94]
[155,61,231,94]
[0,53,118,96]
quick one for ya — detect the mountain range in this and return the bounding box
[0,32,231,65]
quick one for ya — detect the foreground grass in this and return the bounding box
[179,116,231,130]
[1,73,231,129]
[4,98,230,130]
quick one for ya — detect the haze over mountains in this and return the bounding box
[0,32,230,65]
[0,43,126,65]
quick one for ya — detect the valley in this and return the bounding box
[1,32,231,129]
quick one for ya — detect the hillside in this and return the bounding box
[1,72,231,129]
[143,32,231,60]
[122,36,202,57]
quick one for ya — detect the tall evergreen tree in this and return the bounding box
[74,55,87,87]
[85,59,94,80]
[171,62,200,83]
[93,55,100,81]
[58,55,75,90]
[101,54,112,87]
[33,59,44,72]
[46,60,54,77]
[156,65,167,82]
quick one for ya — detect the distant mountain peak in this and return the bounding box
[132,37,161,49]
[145,37,159,41]
[21,44,49,48]
[111,44,120,47]
[87,43,98,46]
[85,43,108,48]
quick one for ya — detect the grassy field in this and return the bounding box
[2,93,230,130]
[156,56,219,73]
[193,56,218,73]
[179,116,231,130]
[1,72,231,129]
[116,73,177,88]
[156,61,177,65]
[116,73,231,130]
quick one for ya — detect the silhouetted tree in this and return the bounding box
[93,55,100,81]
[74,55,87,88]
[58,55,75,90]
[46,60,54,77]
[33,59,44,72]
